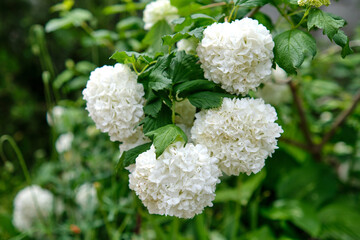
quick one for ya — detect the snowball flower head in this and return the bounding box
[177,38,198,55]
[191,98,283,176]
[298,0,330,7]
[75,183,98,210]
[13,185,55,232]
[83,64,145,142]
[55,132,74,153]
[197,18,274,95]
[128,142,221,218]
[143,0,179,30]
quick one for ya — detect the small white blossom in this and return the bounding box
[257,82,291,106]
[272,65,289,84]
[177,38,198,55]
[175,99,196,127]
[13,185,56,232]
[75,183,98,210]
[197,18,274,95]
[55,132,74,153]
[128,142,222,218]
[298,0,330,7]
[191,98,283,176]
[46,106,65,126]
[143,0,179,30]
[82,64,145,142]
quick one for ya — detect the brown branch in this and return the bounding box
[319,90,360,147]
[246,6,261,18]
[200,2,226,9]
[288,81,314,146]
[279,137,311,151]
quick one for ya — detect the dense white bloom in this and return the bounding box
[175,99,196,127]
[143,0,179,30]
[13,185,55,232]
[257,82,291,106]
[298,0,330,7]
[191,98,283,176]
[177,38,198,55]
[197,18,274,95]
[82,64,145,142]
[75,183,98,210]
[55,132,74,153]
[128,142,221,218]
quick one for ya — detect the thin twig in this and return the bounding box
[246,6,261,18]
[279,137,311,151]
[200,2,226,9]
[288,81,314,146]
[319,90,360,147]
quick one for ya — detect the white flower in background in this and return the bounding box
[191,98,283,176]
[128,142,221,218]
[177,38,198,55]
[257,82,291,106]
[13,185,56,232]
[75,183,98,210]
[55,132,74,153]
[175,99,196,127]
[298,0,330,7]
[143,0,179,30]
[46,106,65,126]
[82,64,145,142]
[197,18,274,95]
[272,65,289,84]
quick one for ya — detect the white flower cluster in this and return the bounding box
[55,132,74,153]
[197,18,274,95]
[128,142,221,218]
[83,64,145,143]
[75,183,98,210]
[298,0,330,7]
[143,0,179,30]
[191,98,283,176]
[13,185,56,232]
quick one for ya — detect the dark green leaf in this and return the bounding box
[117,142,152,169]
[234,0,269,7]
[143,98,163,118]
[254,12,273,31]
[307,9,345,39]
[333,30,353,58]
[143,20,173,53]
[174,79,218,98]
[262,200,321,237]
[162,27,204,46]
[188,91,234,109]
[148,54,173,91]
[169,51,203,84]
[145,124,187,157]
[141,105,172,134]
[274,29,317,74]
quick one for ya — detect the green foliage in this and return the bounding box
[234,0,270,7]
[274,29,317,74]
[117,142,152,169]
[307,9,345,39]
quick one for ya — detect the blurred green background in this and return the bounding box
[1,0,360,239]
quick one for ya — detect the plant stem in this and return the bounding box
[246,6,261,18]
[139,61,157,75]
[200,2,226,10]
[228,5,239,22]
[274,4,295,28]
[294,6,311,29]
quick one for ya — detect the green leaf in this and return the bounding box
[144,98,163,118]
[45,9,93,32]
[234,0,269,7]
[333,30,353,58]
[170,0,194,8]
[307,9,345,39]
[117,142,152,169]
[169,51,203,84]
[174,79,218,98]
[254,12,274,31]
[148,54,173,91]
[143,20,173,53]
[188,91,234,109]
[162,27,204,46]
[141,105,172,134]
[110,51,155,65]
[274,29,317,74]
[215,170,266,205]
[145,124,187,157]
[262,200,321,237]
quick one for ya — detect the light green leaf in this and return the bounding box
[307,9,345,39]
[333,30,353,58]
[143,20,172,53]
[145,124,187,157]
[117,142,152,169]
[148,54,173,91]
[162,27,204,46]
[45,9,93,32]
[188,91,234,109]
[274,29,317,74]
[110,51,155,65]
